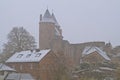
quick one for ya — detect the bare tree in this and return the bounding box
[2,27,36,61]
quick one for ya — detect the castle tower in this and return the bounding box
[39,9,63,50]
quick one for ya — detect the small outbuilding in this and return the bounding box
[6,49,59,80]
[0,63,16,80]
[5,73,35,80]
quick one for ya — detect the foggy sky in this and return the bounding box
[0,0,120,49]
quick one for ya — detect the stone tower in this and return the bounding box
[39,9,63,50]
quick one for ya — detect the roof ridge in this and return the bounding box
[43,9,52,19]
[82,46,110,60]
[6,49,51,63]
[52,13,58,23]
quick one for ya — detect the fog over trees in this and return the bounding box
[1,27,36,62]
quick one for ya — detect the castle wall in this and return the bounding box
[38,9,113,71]
[63,41,107,68]
[39,22,56,50]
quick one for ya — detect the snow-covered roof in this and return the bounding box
[6,49,51,63]
[92,69,102,72]
[40,9,54,23]
[43,9,51,19]
[99,67,115,71]
[82,46,111,60]
[40,9,60,26]
[52,13,59,26]
[0,63,16,71]
[55,27,61,36]
[6,73,35,80]
[92,67,115,72]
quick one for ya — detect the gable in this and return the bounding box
[0,63,16,72]
[83,51,107,63]
[82,46,111,61]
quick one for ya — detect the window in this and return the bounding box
[12,65,15,69]
[35,53,41,57]
[20,65,22,70]
[26,54,31,58]
[17,54,23,58]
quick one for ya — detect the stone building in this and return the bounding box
[5,9,114,80]
[6,49,59,80]
[81,46,111,64]
[39,9,63,52]
[38,9,112,70]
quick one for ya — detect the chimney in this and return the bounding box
[35,49,40,52]
[30,49,33,53]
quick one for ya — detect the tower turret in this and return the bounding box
[39,9,63,50]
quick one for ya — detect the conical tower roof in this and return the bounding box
[41,9,54,23]
[43,9,51,18]
[52,13,59,26]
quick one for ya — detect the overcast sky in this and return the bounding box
[0,0,120,49]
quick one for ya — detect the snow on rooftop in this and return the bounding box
[92,69,102,72]
[43,9,51,19]
[82,46,111,60]
[52,13,60,26]
[55,27,61,36]
[99,67,115,71]
[6,49,51,63]
[41,18,55,23]
[40,9,59,26]
[6,73,35,80]
[0,63,16,71]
